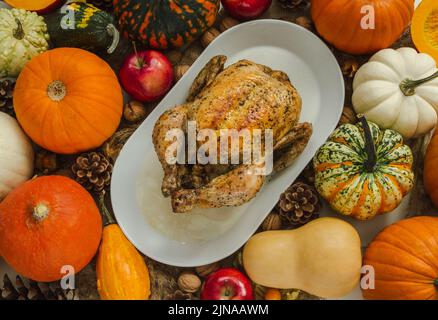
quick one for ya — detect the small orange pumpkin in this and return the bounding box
[412,0,438,64]
[424,129,438,208]
[311,0,414,55]
[96,196,150,300]
[13,48,123,154]
[0,176,102,282]
[362,216,438,300]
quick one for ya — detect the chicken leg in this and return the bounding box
[172,163,265,213]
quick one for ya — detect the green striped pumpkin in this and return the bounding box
[313,117,414,220]
[45,2,120,54]
[113,0,220,50]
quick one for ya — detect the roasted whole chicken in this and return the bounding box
[153,56,312,213]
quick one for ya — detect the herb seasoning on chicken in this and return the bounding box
[153,56,312,213]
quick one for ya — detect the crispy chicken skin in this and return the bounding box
[153,56,312,213]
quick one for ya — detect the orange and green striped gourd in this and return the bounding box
[313,115,414,220]
[113,0,220,50]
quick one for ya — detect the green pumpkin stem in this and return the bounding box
[434,278,438,289]
[13,18,24,40]
[98,192,116,226]
[358,114,377,173]
[106,24,120,54]
[400,70,438,96]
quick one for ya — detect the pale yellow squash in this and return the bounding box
[243,217,362,298]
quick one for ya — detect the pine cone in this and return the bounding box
[1,274,75,300]
[87,0,113,11]
[71,152,113,194]
[277,182,320,226]
[277,0,310,9]
[0,79,15,116]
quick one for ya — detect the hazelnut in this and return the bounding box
[195,262,220,277]
[177,272,202,293]
[220,17,240,32]
[261,213,282,231]
[201,28,221,48]
[123,100,147,122]
[295,16,312,30]
[166,50,183,65]
[339,106,357,126]
[174,65,190,82]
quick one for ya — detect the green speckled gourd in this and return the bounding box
[113,0,220,50]
[313,116,414,220]
[0,8,49,78]
[45,2,120,54]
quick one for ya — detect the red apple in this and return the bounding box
[221,0,272,21]
[201,268,254,300]
[119,50,174,102]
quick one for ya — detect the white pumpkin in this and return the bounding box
[0,8,49,78]
[0,112,34,200]
[352,47,438,139]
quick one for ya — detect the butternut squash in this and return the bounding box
[243,217,362,298]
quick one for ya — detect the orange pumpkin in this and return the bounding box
[4,0,64,13]
[362,216,438,300]
[0,176,102,282]
[13,48,123,154]
[424,129,438,208]
[412,0,438,64]
[311,0,414,55]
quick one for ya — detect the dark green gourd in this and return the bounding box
[45,2,120,55]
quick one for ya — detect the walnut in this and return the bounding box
[195,262,220,278]
[123,100,147,122]
[261,213,282,231]
[177,272,202,293]
[174,65,191,82]
[220,17,240,32]
[339,106,357,126]
[166,50,183,65]
[201,28,221,48]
